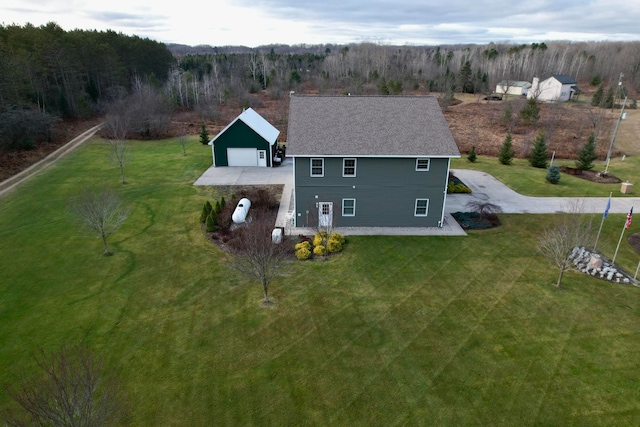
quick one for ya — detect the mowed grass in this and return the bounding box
[1,138,640,425]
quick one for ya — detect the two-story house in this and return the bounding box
[286,95,461,228]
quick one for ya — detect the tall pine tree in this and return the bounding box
[529,129,548,168]
[575,132,598,170]
[499,131,515,165]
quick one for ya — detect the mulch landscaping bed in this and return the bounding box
[559,166,622,184]
[451,212,501,230]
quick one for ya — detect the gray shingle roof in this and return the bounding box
[552,75,577,85]
[286,95,460,157]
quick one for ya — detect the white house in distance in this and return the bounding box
[495,80,531,96]
[528,75,580,102]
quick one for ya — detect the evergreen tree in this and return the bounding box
[546,165,561,184]
[499,131,515,165]
[206,212,217,232]
[221,196,226,208]
[200,201,213,223]
[467,145,477,163]
[604,86,614,108]
[458,60,473,93]
[215,200,222,214]
[591,83,604,106]
[520,98,540,125]
[529,129,548,168]
[575,132,598,170]
[199,122,210,145]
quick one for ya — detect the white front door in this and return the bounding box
[318,202,333,228]
[257,150,267,167]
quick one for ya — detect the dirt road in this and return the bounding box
[0,123,103,198]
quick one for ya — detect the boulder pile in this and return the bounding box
[569,247,637,285]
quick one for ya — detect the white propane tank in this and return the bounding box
[232,198,251,224]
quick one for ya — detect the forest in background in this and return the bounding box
[1,22,640,156]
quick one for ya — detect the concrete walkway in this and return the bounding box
[193,161,640,236]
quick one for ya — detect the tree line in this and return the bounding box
[2,22,640,153]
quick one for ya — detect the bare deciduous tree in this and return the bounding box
[465,201,503,220]
[69,187,130,256]
[104,100,130,184]
[537,200,594,288]
[229,212,289,305]
[177,134,188,156]
[2,344,125,427]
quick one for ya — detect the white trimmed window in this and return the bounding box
[342,199,356,216]
[414,199,429,216]
[310,158,324,177]
[415,158,430,171]
[343,158,357,177]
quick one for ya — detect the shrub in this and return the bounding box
[327,238,343,253]
[215,200,222,214]
[313,232,328,247]
[294,241,311,251]
[313,245,327,256]
[295,247,312,260]
[546,165,561,184]
[455,183,472,193]
[467,145,477,163]
[199,122,210,145]
[206,212,217,232]
[329,233,345,245]
[200,201,212,223]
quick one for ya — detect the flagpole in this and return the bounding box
[634,259,640,281]
[613,205,634,265]
[593,192,612,252]
[612,224,626,264]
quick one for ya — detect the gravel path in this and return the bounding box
[0,123,103,198]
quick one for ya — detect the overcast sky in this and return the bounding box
[2,0,639,47]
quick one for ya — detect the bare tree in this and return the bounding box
[104,101,130,184]
[69,187,130,256]
[177,134,188,156]
[537,200,594,288]
[2,343,125,427]
[229,212,289,305]
[465,201,503,220]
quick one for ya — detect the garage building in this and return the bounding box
[208,108,280,167]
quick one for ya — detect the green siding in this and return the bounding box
[294,157,450,227]
[213,121,272,167]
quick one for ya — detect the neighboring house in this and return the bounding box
[495,80,531,96]
[286,95,461,228]
[208,107,280,167]
[528,75,580,102]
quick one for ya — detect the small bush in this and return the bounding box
[329,233,345,245]
[448,182,472,194]
[467,145,477,163]
[295,247,312,260]
[295,241,312,251]
[327,238,343,253]
[313,245,327,256]
[313,231,329,246]
[206,212,217,232]
[546,165,561,184]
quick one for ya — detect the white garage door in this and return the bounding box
[227,148,257,167]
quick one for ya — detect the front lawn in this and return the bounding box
[1,138,640,425]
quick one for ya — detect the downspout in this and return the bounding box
[440,158,451,227]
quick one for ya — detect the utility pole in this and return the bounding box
[603,95,627,175]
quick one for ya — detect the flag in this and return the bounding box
[603,194,611,220]
[625,206,633,229]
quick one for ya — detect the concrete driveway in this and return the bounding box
[448,169,640,214]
